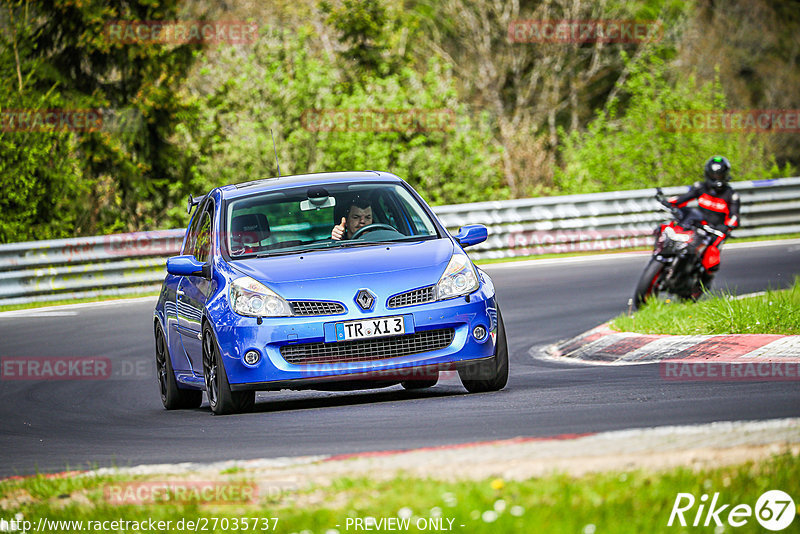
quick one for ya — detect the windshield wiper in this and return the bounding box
[250,236,435,257]
[254,249,306,258]
[353,236,436,245]
[381,235,436,242]
[255,241,342,257]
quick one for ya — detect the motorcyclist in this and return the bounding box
[668,156,740,289]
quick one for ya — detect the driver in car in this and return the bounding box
[331,198,373,240]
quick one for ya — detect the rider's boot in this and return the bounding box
[701,266,718,291]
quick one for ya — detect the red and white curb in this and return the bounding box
[544,324,800,378]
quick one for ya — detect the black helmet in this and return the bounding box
[704,156,731,192]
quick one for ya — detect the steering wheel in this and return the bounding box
[351,223,398,240]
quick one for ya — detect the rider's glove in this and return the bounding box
[713,224,730,236]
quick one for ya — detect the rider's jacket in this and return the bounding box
[670,181,740,232]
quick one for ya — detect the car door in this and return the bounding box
[176,202,214,375]
[166,205,204,372]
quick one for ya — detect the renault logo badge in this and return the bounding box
[355,289,376,311]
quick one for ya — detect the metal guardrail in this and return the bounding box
[442,177,800,260]
[0,230,184,306]
[0,178,798,306]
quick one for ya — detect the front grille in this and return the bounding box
[387,286,436,308]
[280,328,455,365]
[289,301,346,316]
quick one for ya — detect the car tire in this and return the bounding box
[458,306,509,393]
[202,324,255,415]
[634,259,663,310]
[154,323,202,410]
[401,371,439,390]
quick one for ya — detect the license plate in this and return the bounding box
[335,316,405,341]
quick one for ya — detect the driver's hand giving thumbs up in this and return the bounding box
[331,217,346,240]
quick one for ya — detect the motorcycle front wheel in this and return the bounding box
[633,259,664,310]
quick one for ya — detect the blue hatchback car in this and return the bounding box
[154,171,508,414]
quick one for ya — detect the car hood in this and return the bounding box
[227,238,455,300]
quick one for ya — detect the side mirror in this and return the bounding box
[452,224,488,248]
[166,255,209,277]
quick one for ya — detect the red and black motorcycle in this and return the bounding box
[633,188,727,309]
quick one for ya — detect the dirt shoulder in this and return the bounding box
[86,419,799,491]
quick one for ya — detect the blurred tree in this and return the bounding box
[320,0,394,76]
[0,0,202,240]
[183,23,505,207]
[413,0,690,197]
[678,0,800,172]
[4,0,800,241]
[555,52,790,193]
[0,2,84,242]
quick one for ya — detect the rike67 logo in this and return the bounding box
[668,490,795,531]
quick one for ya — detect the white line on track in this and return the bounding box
[0,310,78,318]
[0,296,157,317]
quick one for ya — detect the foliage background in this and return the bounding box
[0,0,798,241]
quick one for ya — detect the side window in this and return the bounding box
[194,211,213,263]
[376,195,399,229]
[395,189,436,236]
[181,208,204,256]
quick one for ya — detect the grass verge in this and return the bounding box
[612,277,800,335]
[0,451,796,533]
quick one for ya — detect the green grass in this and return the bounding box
[0,451,797,533]
[730,231,800,243]
[219,466,245,475]
[612,278,800,335]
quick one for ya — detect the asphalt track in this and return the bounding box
[1,241,799,477]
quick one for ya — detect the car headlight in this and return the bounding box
[436,254,479,300]
[230,276,293,317]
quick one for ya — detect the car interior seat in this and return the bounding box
[230,213,270,254]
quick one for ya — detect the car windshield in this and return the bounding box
[225,182,439,259]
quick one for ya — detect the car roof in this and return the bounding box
[217,171,403,200]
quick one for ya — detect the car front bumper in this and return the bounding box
[211,289,499,390]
